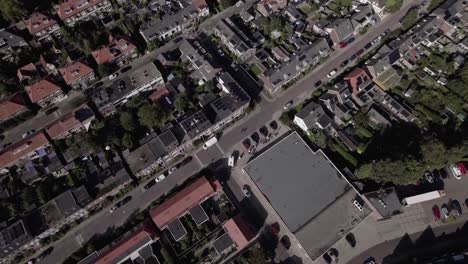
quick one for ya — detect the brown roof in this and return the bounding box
[91,36,136,64]
[150,177,216,228]
[343,67,371,95]
[54,0,108,20]
[46,104,94,140]
[93,222,158,264]
[193,0,208,13]
[148,88,169,102]
[0,131,49,168]
[25,79,62,103]
[59,59,94,85]
[0,93,28,121]
[25,12,57,34]
[223,214,254,250]
[17,63,38,81]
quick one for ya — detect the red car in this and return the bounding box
[242,139,251,150]
[339,42,348,48]
[356,49,364,57]
[432,205,440,220]
[458,162,467,175]
[270,223,280,236]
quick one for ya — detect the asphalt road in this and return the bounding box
[34,1,423,263]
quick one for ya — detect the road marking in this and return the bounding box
[216,142,225,155]
[75,234,84,247]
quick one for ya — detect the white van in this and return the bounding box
[228,155,235,167]
[203,137,218,150]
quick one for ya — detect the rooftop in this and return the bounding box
[59,58,94,85]
[91,36,136,64]
[0,131,49,168]
[24,12,57,35]
[24,79,62,103]
[0,93,27,121]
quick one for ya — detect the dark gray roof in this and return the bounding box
[328,18,354,42]
[0,28,28,48]
[177,111,212,140]
[54,190,80,218]
[295,102,332,130]
[243,132,352,232]
[363,188,402,218]
[189,204,209,226]
[72,186,92,208]
[213,233,234,254]
[0,220,32,257]
[167,219,187,241]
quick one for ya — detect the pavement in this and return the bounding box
[31,0,428,263]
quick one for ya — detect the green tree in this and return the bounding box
[0,0,25,24]
[20,189,36,210]
[309,131,327,149]
[122,133,134,149]
[401,10,418,30]
[66,174,76,187]
[137,103,169,128]
[119,112,137,131]
[385,0,403,13]
[97,64,110,78]
[336,0,353,8]
[160,247,175,264]
[175,92,191,112]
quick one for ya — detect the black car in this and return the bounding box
[94,81,104,88]
[340,60,349,67]
[177,156,193,168]
[144,180,157,190]
[349,54,357,61]
[345,233,356,247]
[259,126,269,137]
[251,132,260,144]
[364,42,372,50]
[269,120,278,130]
[314,80,323,88]
[120,65,132,73]
[280,235,291,249]
[452,200,462,216]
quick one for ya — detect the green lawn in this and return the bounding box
[250,64,263,76]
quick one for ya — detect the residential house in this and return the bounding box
[459,37,468,52]
[336,126,362,152]
[91,35,137,65]
[213,18,256,62]
[0,28,29,62]
[433,0,466,37]
[0,93,29,123]
[357,0,386,17]
[362,188,402,220]
[213,214,255,255]
[91,62,163,116]
[351,5,376,32]
[179,39,222,82]
[46,104,95,140]
[239,9,255,23]
[293,102,333,134]
[125,130,179,177]
[319,83,354,125]
[24,12,61,42]
[380,95,415,122]
[0,131,50,169]
[208,73,251,131]
[365,45,400,78]
[53,0,114,26]
[343,67,372,95]
[59,57,95,89]
[24,79,66,108]
[174,111,213,146]
[149,177,220,240]
[139,0,209,42]
[367,105,392,127]
[260,38,329,93]
[17,55,58,82]
[40,188,90,227]
[0,220,33,258]
[284,6,303,22]
[256,0,288,17]
[324,18,354,45]
[80,222,160,264]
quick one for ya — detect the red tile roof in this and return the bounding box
[25,80,62,103]
[150,177,216,228]
[0,93,28,121]
[0,131,49,168]
[92,222,158,264]
[193,0,208,13]
[59,59,94,85]
[148,88,169,102]
[343,67,371,95]
[17,63,38,81]
[91,36,136,64]
[54,0,108,20]
[223,214,254,250]
[46,104,94,140]
[25,12,57,35]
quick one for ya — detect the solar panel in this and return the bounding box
[189,205,209,226]
[167,219,187,242]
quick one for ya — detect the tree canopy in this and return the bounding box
[137,102,170,128]
[0,0,25,24]
[385,0,403,13]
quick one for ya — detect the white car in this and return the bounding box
[283,100,293,110]
[155,174,166,182]
[327,69,337,78]
[108,73,118,80]
[450,165,462,179]
[109,206,117,213]
[242,185,251,198]
[228,155,235,167]
[168,167,177,174]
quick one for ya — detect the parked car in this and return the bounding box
[251,132,260,144]
[110,196,132,213]
[259,126,269,137]
[177,156,193,168]
[452,200,462,216]
[280,235,291,249]
[155,173,166,182]
[270,222,280,236]
[424,171,434,183]
[108,73,118,80]
[242,139,251,150]
[228,154,235,167]
[339,42,348,48]
[457,162,467,175]
[364,42,372,49]
[356,49,364,57]
[327,248,338,262]
[283,100,293,110]
[327,69,337,78]
[347,37,355,44]
[364,257,376,264]
[349,54,357,61]
[314,80,323,88]
[345,233,356,247]
[340,60,349,67]
[120,65,132,73]
[22,129,36,138]
[269,120,278,130]
[441,203,450,218]
[432,205,440,220]
[449,164,462,179]
[144,180,156,190]
[45,106,59,115]
[168,166,177,174]
[242,185,251,198]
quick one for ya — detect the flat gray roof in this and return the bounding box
[243,132,351,232]
[167,219,187,242]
